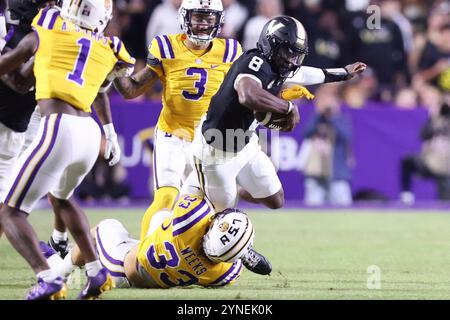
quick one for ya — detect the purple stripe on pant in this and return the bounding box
[220,262,242,286]
[4,116,50,206]
[96,227,124,267]
[211,260,241,285]
[15,114,62,209]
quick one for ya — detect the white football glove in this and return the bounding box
[0,14,7,53]
[103,123,121,166]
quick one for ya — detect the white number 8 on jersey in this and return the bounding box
[248,56,264,72]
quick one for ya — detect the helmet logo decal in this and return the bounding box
[219,221,230,232]
[203,210,253,263]
[199,0,211,8]
[267,20,284,35]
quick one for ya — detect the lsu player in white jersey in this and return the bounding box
[0,0,135,300]
[40,191,272,290]
[112,0,243,240]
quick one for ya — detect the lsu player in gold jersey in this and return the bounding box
[40,191,272,290]
[112,0,242,240]
[0,0,135,300]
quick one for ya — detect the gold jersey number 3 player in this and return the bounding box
[112,0,242,240]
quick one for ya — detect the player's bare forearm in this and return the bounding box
[113,67,158,99]
[16,55,35,86]
[237,77,290,114]
[92,92,113,125]
[0,48,32,77]
[0,32,36,77]
[249,91,290,113]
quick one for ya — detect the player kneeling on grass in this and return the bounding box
[40,194,271,289]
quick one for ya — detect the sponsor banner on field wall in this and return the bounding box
[109,96,433,200]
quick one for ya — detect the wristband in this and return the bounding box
[103,123,116,137]
[322,68,349,83]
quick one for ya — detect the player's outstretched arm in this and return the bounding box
[113,67,159,99]
[284,62,367,87]
[320,62,367,82]
[0,32,37,77]
[93,91,113,127]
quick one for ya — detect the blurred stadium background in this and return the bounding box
[28,0,450,207]
[3,0,450,300]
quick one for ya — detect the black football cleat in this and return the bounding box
[241,248,272,275]
[48,237,70,259]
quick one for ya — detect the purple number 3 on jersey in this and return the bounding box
[182,67,208,100]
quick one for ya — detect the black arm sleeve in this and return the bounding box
[322,68,349,83]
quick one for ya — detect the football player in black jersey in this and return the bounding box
[0,0,42,239]
[187,15,366,211]
[0,2,37,178]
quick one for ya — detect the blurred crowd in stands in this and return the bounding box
[106,0,450,109]
[4,0,447,204]
[101,0,450,204]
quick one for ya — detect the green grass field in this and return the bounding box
[1,208,450,300]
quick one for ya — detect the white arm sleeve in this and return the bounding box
[284,66,326,86]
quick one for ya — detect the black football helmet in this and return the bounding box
[257,15,308,78]
[6,0,48,27]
